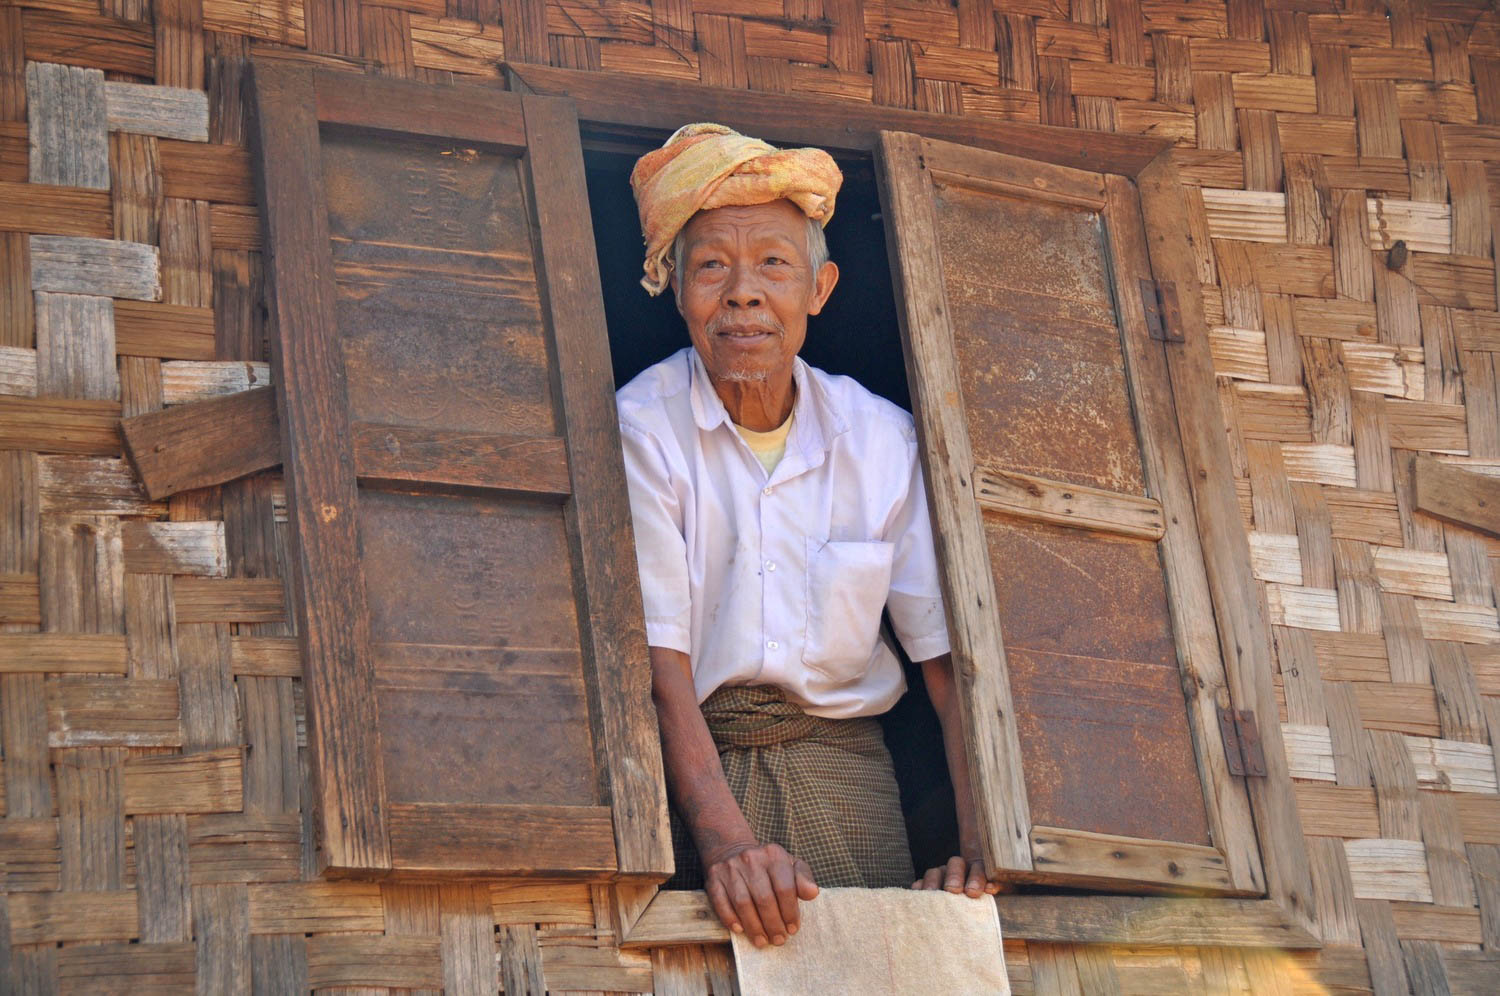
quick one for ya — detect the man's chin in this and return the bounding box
[716,366,773,384]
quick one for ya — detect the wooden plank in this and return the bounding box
[876,129,1032,873]
[246,881,385,934]
[251,934,309,996]
[134,814,192,943]
[172,578,285,623]
[386,803,616,876]
[1029,826,1240,894]
[1136,153,1317,935]
[56,942,195,989]
[249,58,391,874]
[121,745,243,813]
[104,81,209,141]
[121,520,227,576]
[54,748,126,891]
[380,882,443,996]
[441,883,501,996]
[513,64,1166,176]
[622,890,730,946]
[1413,455,1500,539]
[114,300,217,360]
[1419,791,1477,909]
[157,139,254,204]
[313,66,526,148]
[26,62,109,190]
[974,465,1166,540]
[8,891,138,945]
[521,93,669,879]
[0,571,41,625]
[495,924,546,996]
[1104,174,1265,895]
[29,234,160,301]
[0,180,115,237]
[173,621,240,752]
[193,883,250,995]
[1469,844,1500,951]
[626,889,1317,948]
[351,423,570,496]
[238,675,300,814]
[0,344,36,395]
[160,360,270,404]
[230,635,301,677]
[1306,834,1361,946]
[39,512,123,639]
[997,895,1318,948]
[0,634,127,673]
[492,882,594,925]
[34,292,118,400]
[541,943,654,993]
[120,386,281,500]
[305,934,442,990]
[1345,838,1433,903]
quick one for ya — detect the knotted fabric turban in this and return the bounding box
[629,122,843,296]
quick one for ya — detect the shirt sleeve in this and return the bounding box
[883,437,952,663]
[618,420,694,655]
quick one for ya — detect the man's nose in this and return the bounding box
[723,263,763,308]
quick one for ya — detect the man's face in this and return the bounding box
[671,199,838,386]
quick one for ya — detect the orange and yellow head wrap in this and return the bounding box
[629,123,843,296]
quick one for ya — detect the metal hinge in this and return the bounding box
[1218,707,1268,777]
[1139,278,1185,344]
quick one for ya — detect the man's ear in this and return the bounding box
[806,260,840,317]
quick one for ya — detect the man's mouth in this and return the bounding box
[708,313,783,345]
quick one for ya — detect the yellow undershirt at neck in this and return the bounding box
[734,411,794,476]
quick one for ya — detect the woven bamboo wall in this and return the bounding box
[2,0,1499,991]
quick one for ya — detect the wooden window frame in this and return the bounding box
[508,64,1321,950]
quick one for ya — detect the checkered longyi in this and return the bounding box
[666,684,916,890]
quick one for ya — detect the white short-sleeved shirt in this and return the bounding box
[616,346,951,719]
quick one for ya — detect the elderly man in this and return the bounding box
[616,124,996,949]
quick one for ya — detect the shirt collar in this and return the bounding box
[687,347,847,463]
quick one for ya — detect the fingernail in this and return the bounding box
[754,937,767,948]
[773,935,786,945]
[788,924,798,935]
[731,924,743,933]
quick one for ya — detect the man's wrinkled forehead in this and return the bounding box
[679,200,809,245]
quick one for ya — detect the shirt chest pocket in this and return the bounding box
[803,538,895,680]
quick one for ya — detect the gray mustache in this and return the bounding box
[707,311,784,336]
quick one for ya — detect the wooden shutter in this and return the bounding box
[248,61,670,879]
[878,132,1265,896]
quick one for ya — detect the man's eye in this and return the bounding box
[765,256,787,266]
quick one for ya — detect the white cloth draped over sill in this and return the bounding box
[730,887,1010,995]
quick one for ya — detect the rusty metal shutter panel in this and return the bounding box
[877,130,1265,896]
[248,60,670,879]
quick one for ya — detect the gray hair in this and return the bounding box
[672,214,830,282]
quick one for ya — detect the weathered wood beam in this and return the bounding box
[621,890,1321,949]
[1413,455,1500,539]
[992,895,1321,948]
[119,386,280,500]
[974,465,1167,540]
[509,64,1168,177]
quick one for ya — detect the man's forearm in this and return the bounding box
[921,653,984,858]
[648,646,756,861]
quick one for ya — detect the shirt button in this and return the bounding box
[767,640,779,650]
[765,561,776,572]
[763,486,773,496]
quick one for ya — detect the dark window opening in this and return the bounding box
[584,135,958,876]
